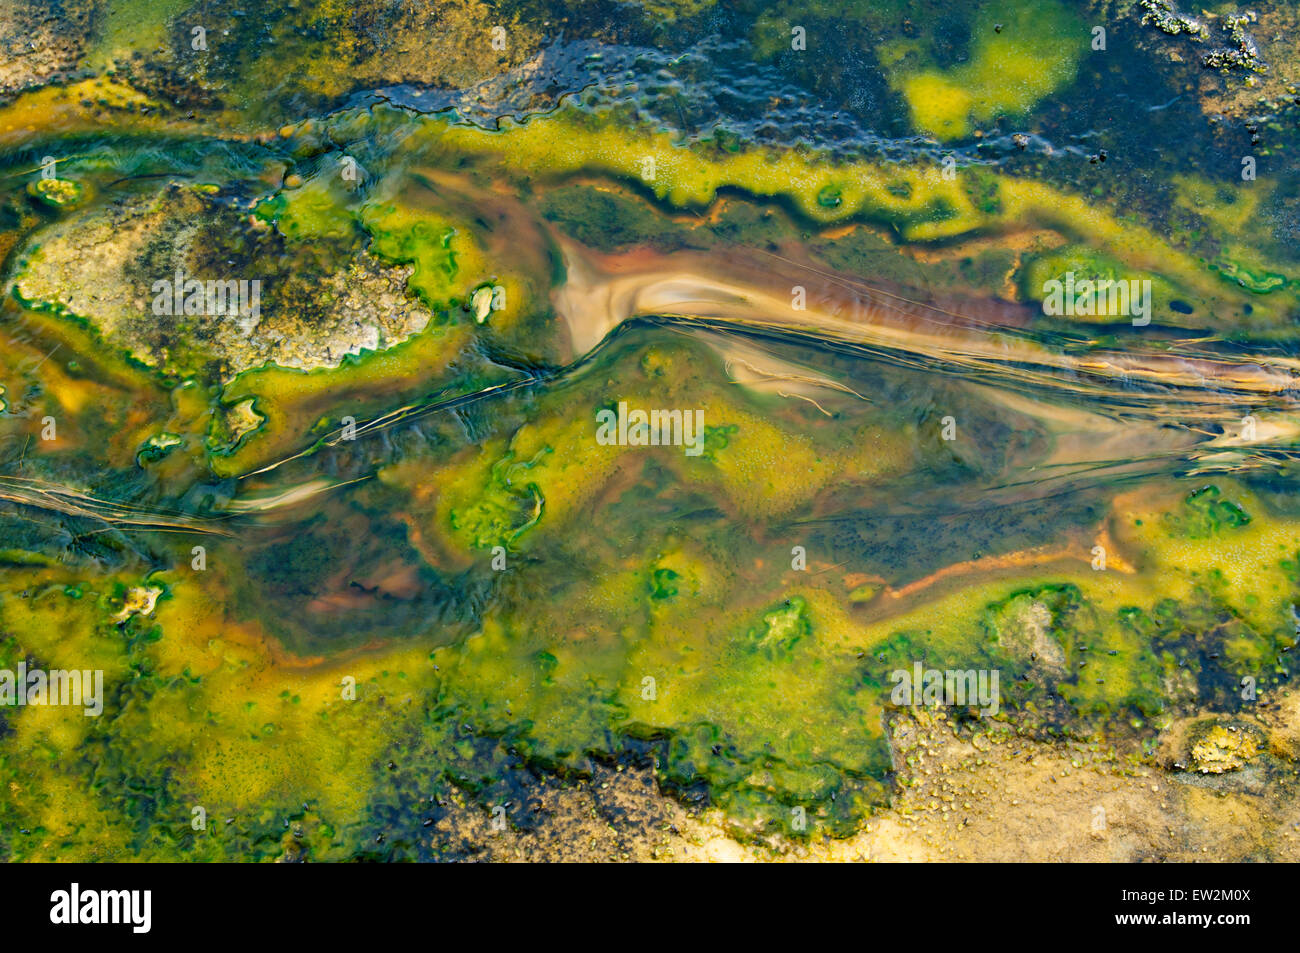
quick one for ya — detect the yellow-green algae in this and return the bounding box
[2,1,1300,859]
[750,0,1083,140]
[412,105,1295,329]
[2,473,1294,853]
[383,342,911,559]
[252,165,506,314]
[4,155,1297,846]
[206,168,548,477]
[0,568,433,860]
[211,320,479,478]
[26,178,85,210]
[884,1,1085,139]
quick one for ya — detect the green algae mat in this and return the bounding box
[1,0,1300,862]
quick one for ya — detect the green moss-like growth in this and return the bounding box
[1167,485,1252,539]
[884,0,1085,139]
[27,178,84,209]
[448,447,550,551]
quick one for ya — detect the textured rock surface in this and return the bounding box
[9,182,435,378]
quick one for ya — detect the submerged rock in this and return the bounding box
[8,182,437,379]
[111,585,163,624]
[26,178,84,209]
[1136,0,1295,120]
[0,0,95,95]
[1189,722,1262,774]
[992,594,1069,677]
